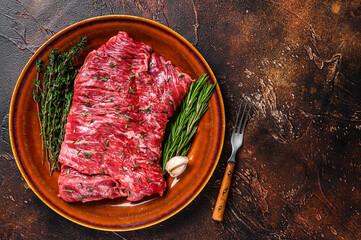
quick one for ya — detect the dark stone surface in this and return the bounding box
[1,0,360,239]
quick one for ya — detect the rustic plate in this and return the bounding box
[9,15,225,231]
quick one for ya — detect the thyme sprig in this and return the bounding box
[162,74,216,172]
[33,36,87,175]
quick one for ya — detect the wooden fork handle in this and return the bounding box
[212,162,235,221]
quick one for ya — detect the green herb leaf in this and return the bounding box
[65,187,73,194]
[149,158,154,165]
[133,160,141,169]
[32,36,87,175]
[129,86,135,94]
[162,74,216,172]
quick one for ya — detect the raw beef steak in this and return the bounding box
[58,31,193,202]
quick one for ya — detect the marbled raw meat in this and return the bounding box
[58,31,193,202]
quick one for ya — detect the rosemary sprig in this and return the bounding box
[33,36,87,175]
[162,74,216,172]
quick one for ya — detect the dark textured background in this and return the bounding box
[1,0,361,239]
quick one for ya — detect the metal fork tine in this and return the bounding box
[232,100,243,134]
[241,104,252,134]
[237,102,247,133]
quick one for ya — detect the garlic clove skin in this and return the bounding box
[165,156,188,178]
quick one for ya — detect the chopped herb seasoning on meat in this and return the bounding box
[57,31,194,203]
[129,86,135,94]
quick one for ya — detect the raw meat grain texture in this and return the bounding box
[58,31,193,202]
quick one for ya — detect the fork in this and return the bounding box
[212,100,252,221]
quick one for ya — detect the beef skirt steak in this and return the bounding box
[57,31,193,202]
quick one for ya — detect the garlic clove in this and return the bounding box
[165,156,188,178]
[168,165,186,178]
